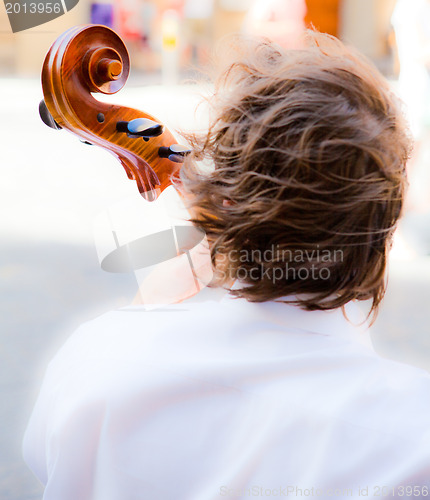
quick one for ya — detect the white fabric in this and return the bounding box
[23,290,430,499]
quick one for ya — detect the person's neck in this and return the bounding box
[133,242,216,306]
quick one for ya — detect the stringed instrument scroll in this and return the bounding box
[39,24,191,201]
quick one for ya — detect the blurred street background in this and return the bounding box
[1,0,430,498]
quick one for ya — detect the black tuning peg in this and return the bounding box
[116,118,164,140]
[158,144,192,163]
[39,100,62,130]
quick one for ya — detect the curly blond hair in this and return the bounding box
[177,31,412,318]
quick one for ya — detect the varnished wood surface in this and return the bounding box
[41,25,181,200]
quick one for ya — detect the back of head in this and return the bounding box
[179,31,412,319]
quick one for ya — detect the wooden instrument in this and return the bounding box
[39,24,191,201]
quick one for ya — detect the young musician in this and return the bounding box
[24,31,430,499]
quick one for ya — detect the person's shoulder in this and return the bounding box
[348,356,430,485]
[366,354,430,427]
[44,295,235,371]
[317,342,430,456]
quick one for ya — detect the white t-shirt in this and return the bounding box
[23,290,430,499]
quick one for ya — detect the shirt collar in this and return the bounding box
[221,283,373,348]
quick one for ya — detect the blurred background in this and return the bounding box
[0,0,406,78]
[1,0,430,498]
